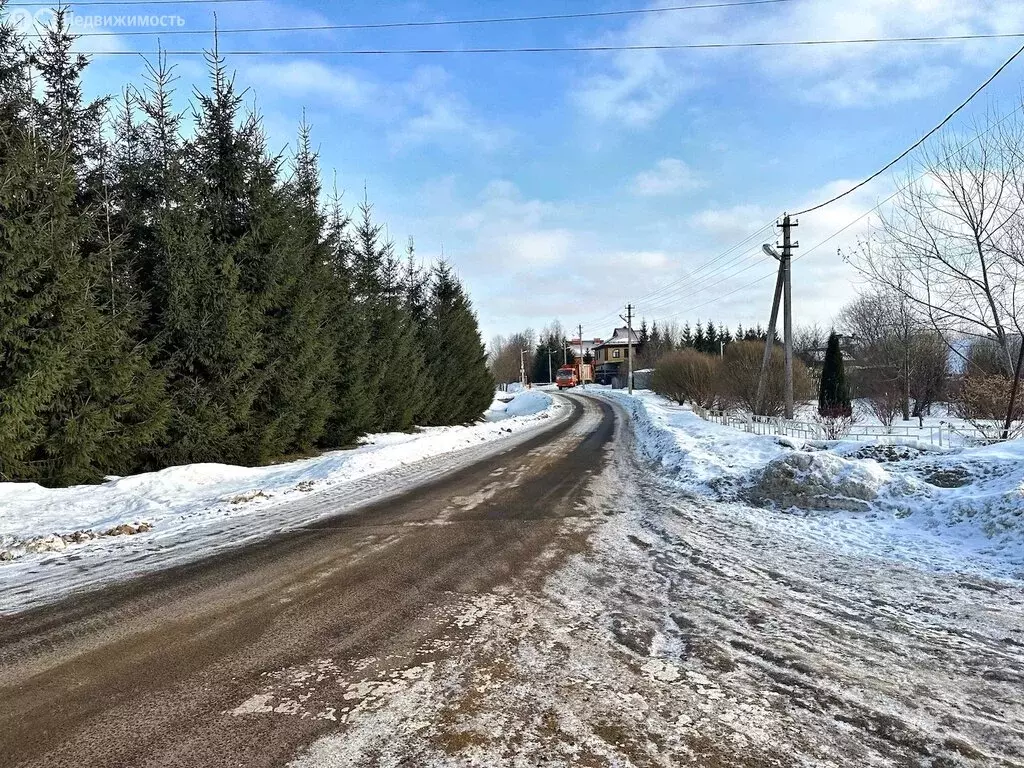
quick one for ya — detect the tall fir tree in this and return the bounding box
[719,322,733,348]
[705,322,719,355]
[0,8,508,482]
[423,261,494,425]
[0,14,167,484]
[693,321,706,354]
[321,183,372,447]
[401,236,435,423]
[680,322,693,349]
[158,43,262,464]
[649,321,663,361]
[243,118,339,458]
[352,198,425,432]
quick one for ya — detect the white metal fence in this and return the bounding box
[689,405,1005,447]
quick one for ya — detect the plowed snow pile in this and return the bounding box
[592,389,1024,577]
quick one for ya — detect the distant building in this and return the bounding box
[568,337,603,359]
[593,326,640,386]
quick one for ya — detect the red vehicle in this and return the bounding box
[555,361,593,389]
[555,365,578,389]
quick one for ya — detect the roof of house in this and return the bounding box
[594,327,639,348]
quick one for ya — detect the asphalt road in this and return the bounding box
[0,393,615,768]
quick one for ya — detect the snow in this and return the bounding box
[281,423,1024,766]
[589,389,1024,579]
[484,390,552,421]
[0,390,566,613]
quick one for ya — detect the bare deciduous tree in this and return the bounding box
[488,329,534,386]
[839,289,949,421]
[856,118,1024,372]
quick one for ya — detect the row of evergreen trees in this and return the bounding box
[0,9,493,485]
[636,319,779,362]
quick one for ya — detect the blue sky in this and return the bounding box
[16,0,1024,343]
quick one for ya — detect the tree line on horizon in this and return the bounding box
[489,319,780,385]
[0,8,493,486]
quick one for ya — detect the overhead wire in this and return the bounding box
[649,100,1024,325]
[47,32,1024,55]
[622,220,775,309]
[602,95,1024,329]
[794,39,1024,215]
[33,0,799,37]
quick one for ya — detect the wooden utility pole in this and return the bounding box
[520,348,528,388]
[782,215,797,420]
[755,214,797,417]
[578,324,585,389]
[620,304,634,394]
[755,259,784,414]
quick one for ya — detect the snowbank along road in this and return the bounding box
[3,392,1024,766]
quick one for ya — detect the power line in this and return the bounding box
[577,222,776,331]
[625,221,774,309]
[634,228,774,313]
[794,40,1024,216]
[39,0,797,38]
[795,101,1024,267]
[57,32,1024,56]
[665,101,1024,328]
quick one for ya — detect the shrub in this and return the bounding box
[954,372,1023,439]
[651,349,720,407]
[860,366,903,430]
[717,341,813,416]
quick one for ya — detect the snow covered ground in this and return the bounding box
[591,389,1024,579]
[283,405,1024,766]
[0,390,564,613]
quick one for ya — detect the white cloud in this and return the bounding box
[573,0,1024,125]
[574,50,695,127]
[631,158,703,196]
[237,61,509,153]
[690,204,773,236]
[244,61,376,110]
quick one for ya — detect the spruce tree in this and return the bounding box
[243,118,338,459]
[401,236,435,423]
[693,321,706,354]
[1,11,168,483]
[423,261,493,425]
[649,322,663,361]
[705,322,719,355]
[321,184,372,446]
[719,322,733,348]
[351,198,424,432]
[158,44,262,464]
[637,319,649,360]
[680,322,693,349]
[818,330,852,418]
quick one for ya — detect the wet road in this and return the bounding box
[0,394,615,768]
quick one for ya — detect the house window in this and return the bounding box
[612,349,620,359]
